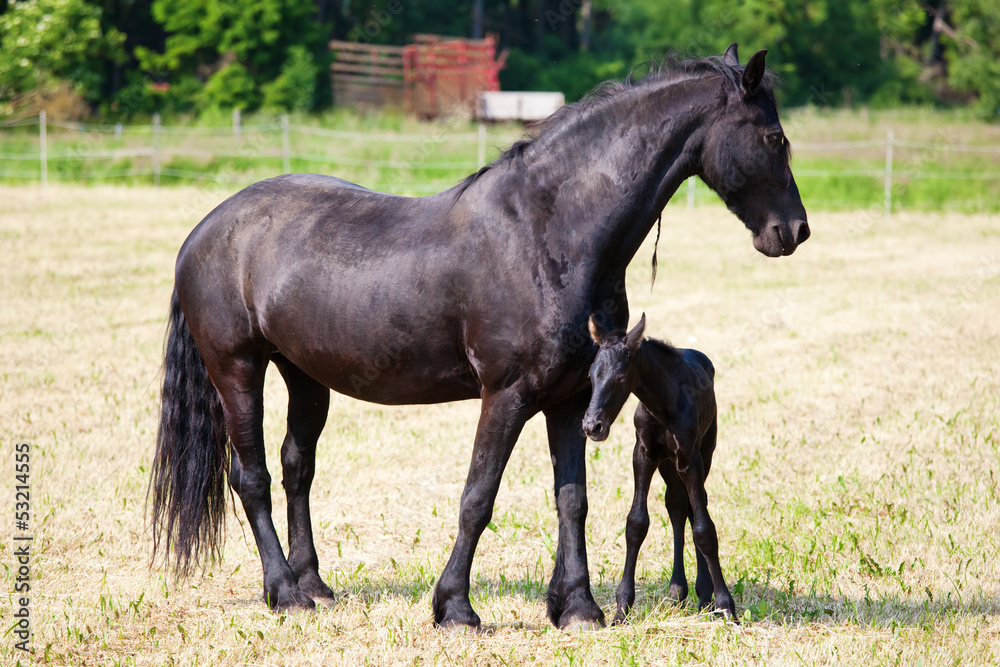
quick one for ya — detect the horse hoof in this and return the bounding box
[667,583,688,603]
[267,586,316,613]
[272,600,315,614]
[297,573,337,603]
[437,619,482,635]
[311,595,338,609]
[718,608,740,625]
[560,616,605,632]
[610,612,629,627]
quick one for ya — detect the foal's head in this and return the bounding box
[583,314,646,442]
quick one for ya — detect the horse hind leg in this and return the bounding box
[660,462,691,604]
[209,350,314,611]
[678,447,737,622]
[274,356,335,602]
[693,420,719,610]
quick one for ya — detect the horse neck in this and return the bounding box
[630,342,680,419]
[511,76,719,272]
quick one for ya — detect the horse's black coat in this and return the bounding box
[583,315,734,624]
[149,44,806,630]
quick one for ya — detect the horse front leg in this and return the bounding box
[544,398,606,630]
[432,390,531,631]
[613,437,658,625]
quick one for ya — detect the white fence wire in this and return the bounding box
[2,111,999,213]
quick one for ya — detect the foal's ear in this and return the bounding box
[625,313,645,350]
[742,49,767,99]
[589,315,612,345]
[723,43,739,67]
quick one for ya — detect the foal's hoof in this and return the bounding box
[667,583,689,603]
[717,608,740,625]
[707,603,739,625]
[559,615,605,632]
[610,610,629,627]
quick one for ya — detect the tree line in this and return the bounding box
[1,0,998,119]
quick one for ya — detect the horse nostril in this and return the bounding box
[582,418,604,440]
[793,219,810,245]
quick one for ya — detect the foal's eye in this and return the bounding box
[764,133,785,149]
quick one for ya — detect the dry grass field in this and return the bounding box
[1,185,998,665]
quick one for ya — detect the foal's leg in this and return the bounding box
[677,437,736,621]
[273,356,335,601]
[692,421,718,609]
[544,397,606,629]
[612,435,658,625]
[432,390,531,630]
[659,462,692,604]
[209,352,313,610]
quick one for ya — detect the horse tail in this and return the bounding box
[148,288,229,577]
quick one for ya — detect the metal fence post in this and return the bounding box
[233,108,242,137]
[153,113,161,188]
[884,128,893,217]
[281,115,291,174]
[39,111,47,187]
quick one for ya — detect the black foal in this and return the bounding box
[582,314,737,625]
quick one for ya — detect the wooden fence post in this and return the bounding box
[686,176,695,210]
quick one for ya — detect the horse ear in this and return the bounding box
[625,313,645,350]
[742,49,767,98]
[589,314,611,345]
[723,43,739,67]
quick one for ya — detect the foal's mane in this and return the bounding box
[642,337,684,365]
[454,53,778,195]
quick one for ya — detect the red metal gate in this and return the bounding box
[330,35,505,118]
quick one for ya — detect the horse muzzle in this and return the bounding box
[753,218,810,257]
[582,415,610,442]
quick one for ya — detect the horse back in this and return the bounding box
[172,174,587,406]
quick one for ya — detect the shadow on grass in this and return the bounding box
[599,571,1000,629]
[225,567,998,633]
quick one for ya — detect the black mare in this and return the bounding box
[149,44,807,631]
[583,315,733,625]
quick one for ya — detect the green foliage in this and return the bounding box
[500,48,628,101]
[200,62,259,111]
[261,46,317,113]
[0,0,125,105]
[4,0,1000,117]
[946,0,1000,116]
[134,0,323,114]
[608,0,914,107]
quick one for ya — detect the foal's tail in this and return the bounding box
[148,289,229,577]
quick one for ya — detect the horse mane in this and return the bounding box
[641,337,683,364]
[453,53,779,196]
